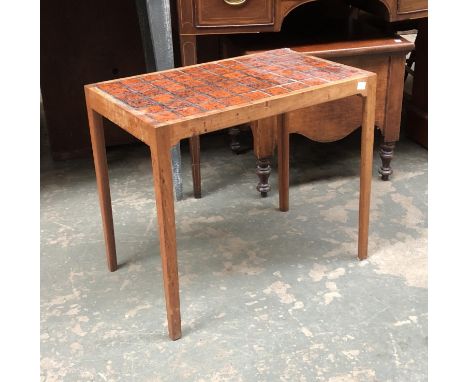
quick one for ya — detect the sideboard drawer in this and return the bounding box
[398,0,427,13]
[194,0,274,27]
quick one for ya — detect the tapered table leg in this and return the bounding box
[277,114,289,212]
[179,35,201,199]
[150,128,182,340]
[358,78,376,260]
[87,108,117,272]
[189,135,201,199]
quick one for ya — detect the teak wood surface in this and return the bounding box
[85,49,376,340]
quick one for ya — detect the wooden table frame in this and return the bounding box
[85,52,376,340]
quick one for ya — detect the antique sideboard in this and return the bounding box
[223,33,414,194]
[174,0,428,196]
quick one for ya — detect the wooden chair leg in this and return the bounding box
[277,114,289,212]
[87,108,117,272]
[189,136,201,199]
[150,129,182,340]
[358,79,377,260]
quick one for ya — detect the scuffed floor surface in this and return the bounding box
[41,132,427,381]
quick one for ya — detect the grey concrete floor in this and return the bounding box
[41,129,427,381]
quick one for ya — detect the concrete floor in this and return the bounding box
[40,129,427,381]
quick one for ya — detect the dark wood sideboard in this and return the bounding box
[41,0,146,160]
[223,32,414,194]
[174,0,427,196]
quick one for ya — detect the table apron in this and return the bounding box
[86,75,373,148]
[85,88,153,146]
[168,77,371,145]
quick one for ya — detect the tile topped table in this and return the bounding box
[85,48,376,340]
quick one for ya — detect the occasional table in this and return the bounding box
[85,48,376,340]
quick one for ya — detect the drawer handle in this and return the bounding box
[223,0,247,6]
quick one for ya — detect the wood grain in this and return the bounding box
[177,0,426,35]
[166,77,371,145]
[86,106,118,272]
[251,117,277,158]
[194,0,274,27]
[382,54,406,142]
[277,114,289,212]
[358,75,377,260]
[150,127,182,340]
[349,0,427,21]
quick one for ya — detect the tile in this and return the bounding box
[97,82,127,95]
[147,110,180,123]
[237,77,273,90]
[222,95,249,106]
[222,84,252,95]
[243,91,269,101]
[184,94,214,105]
[165,100,195,110]
[177,106,205,117]
[150,93,176,104]
[170,88,198,99]
[221,71,250,80]
[282,82,310,91]
[199,100,226,111]
[303,78,327,87]
[196,86,233,99]
[263,86,290,96]
[93,48,367,125]
[145,104,165,113]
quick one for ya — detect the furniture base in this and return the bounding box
[378,140,396,181]
[224,34,412,197]
[86,49,377,340]
[256,158,272,197]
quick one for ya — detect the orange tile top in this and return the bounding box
[93,48,366,126]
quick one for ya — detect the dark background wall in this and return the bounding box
[41,0,147,159]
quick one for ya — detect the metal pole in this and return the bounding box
[136,0,184,201]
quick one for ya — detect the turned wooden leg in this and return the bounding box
[277,114,289,212]
[87,108,117,272]
[251,117,278,198]
[358,79,376,261]
[189,135,201,199]
[378,141,396,181]
[150,128,182,341]
[256,158,272,197]
[228,127,241,154]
